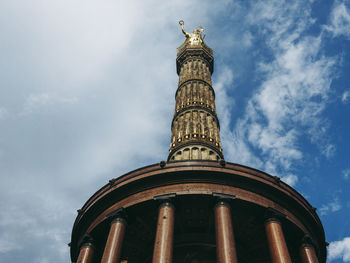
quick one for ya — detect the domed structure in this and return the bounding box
[70,22,326,263]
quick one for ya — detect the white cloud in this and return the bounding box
[328,237,350,262]
[320,197,342,216]
[215,66,235,131]
[215,66,266,169]
[280,174,298,186]
[0,238,20,253]
[325,0,350,38]
[322,144,336,159]
[221,0,336,185]
[343,169,350,180]
[342,90,350,103]
[0,1,227,262]
[0,108,8,120]
[21,93,78,115]
[246,0,315,49]
[0,190,72,261]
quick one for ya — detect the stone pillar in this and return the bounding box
[265,217,292,263]
[76,242,94,263]
[101,217,126,263]
[214,200,238,263]
[300,237,319,263]
[152,202,175,263]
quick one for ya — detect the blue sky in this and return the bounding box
[0,0,349,262]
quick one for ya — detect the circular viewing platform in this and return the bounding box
[70,160,326,263]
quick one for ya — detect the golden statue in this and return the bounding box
[179,20,205,45]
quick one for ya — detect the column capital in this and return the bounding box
[78,234,95,250]
[213,192,236,209]
[158,201,175,209]
[154,193,176,209]
[111,217,127,225]
[214,199,231,209]
[106,207,127,223]
[265,217,281,224]
[301,234,316,248]
[80,242,95,249]
[264,207,286,223]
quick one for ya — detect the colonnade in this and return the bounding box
[76,200,320,263]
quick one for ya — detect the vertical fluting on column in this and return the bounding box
[300,236,319,263]
[152,202,175,263]
[101,217,126,263]
[265,218,292,263]
[214,200,238,263]
[76,242,94,263]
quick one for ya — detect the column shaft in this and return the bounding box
[214,201,238,263]
[152,202,175,263]
[101,218,126,263]
[77,243,94,263]
[300,245,319,263]
[265,219,292,263]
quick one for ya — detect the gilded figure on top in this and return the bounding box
[179,20,205,45]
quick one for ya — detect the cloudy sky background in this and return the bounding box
[0,0,350,262]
